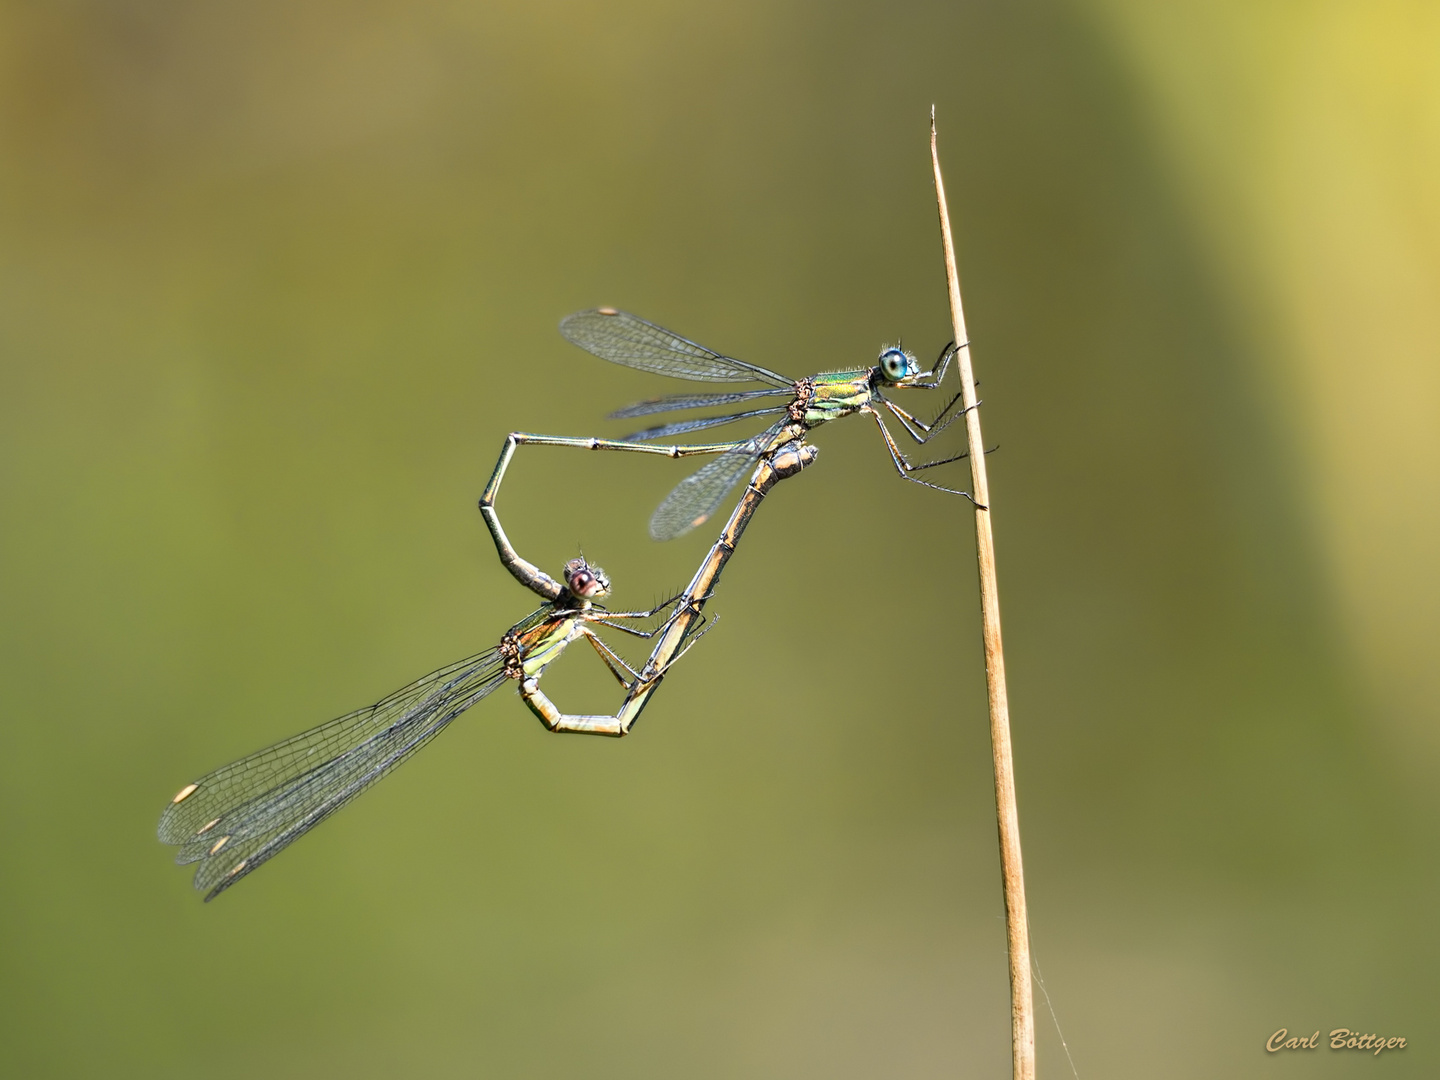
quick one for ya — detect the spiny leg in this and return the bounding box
[581,627,645,686]
[864,406,985,507]
[926,340,958,384]
[581,610,713,681]
[582,605,713,681]
[883,393,968,444]
[868,406,975,472]
[648,613,716,676]
[906,339,966,389]
[584,593,688,639]
[598,619,670,640]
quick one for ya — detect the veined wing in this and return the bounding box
[159,607,554,898]
[621,406,788,443]
[649,422,785,541]
[609,387,793,421]
[561,309,791,387]
[191,679,493,900]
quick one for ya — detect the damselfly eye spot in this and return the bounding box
[209,836,231,855]
[172,783,199,804]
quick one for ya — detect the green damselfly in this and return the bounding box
[558,308,976,540]
[159,555,688,899]
[159,434,818,899]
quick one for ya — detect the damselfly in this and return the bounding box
[159,432,819,900]
[158,556,687,900]
[558,308,975,540]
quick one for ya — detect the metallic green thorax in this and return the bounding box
[799,370,877,428]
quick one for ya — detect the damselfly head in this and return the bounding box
[877,346,922,384]
[562,557,611,599]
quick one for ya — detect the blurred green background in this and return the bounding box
[2,1,1436,1077]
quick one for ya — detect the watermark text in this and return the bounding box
[1267,1028,1406,1057]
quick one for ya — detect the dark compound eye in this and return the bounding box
[879,348,914,381]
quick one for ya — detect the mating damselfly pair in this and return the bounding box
[159,309,974,899]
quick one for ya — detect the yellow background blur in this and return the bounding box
[1,2,1435,1077]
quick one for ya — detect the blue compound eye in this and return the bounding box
[879,348,914,381]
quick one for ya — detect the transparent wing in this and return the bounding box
[159,607,556,898]
[560,309,791,386]
[621,406,788,443]
[608,387,794,420]
[649,423,784,541]
[191,688,489,900]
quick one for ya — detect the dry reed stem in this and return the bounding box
[930,110,1035,1080]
